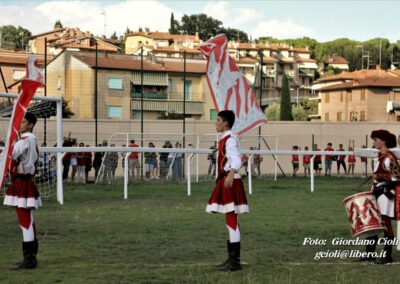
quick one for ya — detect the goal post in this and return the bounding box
[0,92,63,203]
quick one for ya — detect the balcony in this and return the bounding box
[131,92,168,99]
[265,70,276,77]
[286,70,295,77]
[131,98,203,115]
[299,68,315,77]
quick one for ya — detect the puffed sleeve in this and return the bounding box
[12,139,29,160]
[385,156,400,181]
[225,137,241,171]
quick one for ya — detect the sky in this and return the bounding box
[0,0,399,42]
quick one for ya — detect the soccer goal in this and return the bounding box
[0,92,63,203]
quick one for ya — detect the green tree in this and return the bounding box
[265,103,280,121]
[0,25,31,50]
[169,13,180,34]
[54,20,63,29]
[292,105,308,121]
[220,27,249,42]
[110,31,118,40]
[280,74,293,121]
[179,14,222,40]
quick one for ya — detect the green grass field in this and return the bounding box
[1,177,400,284]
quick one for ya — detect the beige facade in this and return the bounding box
[46,51,213,121]
[320,87,400,122]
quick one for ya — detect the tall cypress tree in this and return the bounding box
[169,13,179,34]
[280,73,293,121]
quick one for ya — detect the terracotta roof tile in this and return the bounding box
[72,54,206,74]
[319,77,400,91]
[324,55,349,65]
[315,69,397,83]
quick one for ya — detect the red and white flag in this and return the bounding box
[0,55,44,188]
[200,34,266,137]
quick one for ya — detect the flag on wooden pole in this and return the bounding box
[200,34,267,137]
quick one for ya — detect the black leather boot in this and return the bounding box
[11,241,37,270]
[355,235,378,262]
[215,241,231,269]
[219,242,241,271]
[375,236,394,265]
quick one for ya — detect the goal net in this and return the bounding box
[0,92,63,199]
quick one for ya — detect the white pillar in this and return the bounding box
[56,100,63,204]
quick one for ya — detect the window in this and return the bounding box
[336,112,343,121]
[168,79,173,95]
[210,109,217,121]
[325,113,330,121]
[325,92,330,103]
[108,78,123,90]
[361,89,366,101]
[340,91,343,102]
[12,69,25,81]
[360,111,366,121]
[184,80,192,100]
[107,106,122,119]
[347,90,352,101]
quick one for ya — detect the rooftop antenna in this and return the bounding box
[100,9,107,36]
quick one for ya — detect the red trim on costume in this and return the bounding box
[16,207,31,230]
[226,212,238,230]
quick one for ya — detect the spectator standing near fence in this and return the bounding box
[303,146,311,177]
[240,153,249,177]
[336,144,347,176]
[93,143,104,180]
[70,141,78,182]
[76,142,86,183]
[360,145,368,178]
[128,140,140,179]
[291,145,299,177]
[207,145,217,178]
[144,142,156,179]
[159,141,171,178]
[84,145,92,183]
[172,142,183,180]
[253,148,263,178]
[324,143,334,177]
[347,147,356,177]
[313,144,322,176]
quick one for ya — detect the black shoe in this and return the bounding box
[218,242,241,272]
[11,241,37,270]
[375,236,393,265]
[215,241,231,269]
[375,256,393,265]
[355,235,378,262]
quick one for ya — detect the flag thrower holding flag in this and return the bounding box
[2,56,44,270]
[200,34,266,271]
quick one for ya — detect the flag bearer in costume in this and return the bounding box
[358,129,400,264]
[3,112,41,269]
[206,110,249,272]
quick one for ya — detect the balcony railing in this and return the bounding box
[299,68,315,77]
[131,92,168,99]
[131,98,203,115]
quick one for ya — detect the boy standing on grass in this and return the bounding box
[206,110,248,272]
[291,145,299,177]
[347,147,356,177]
[336,144,347,176]
[324,143,334,177]
[313,144,322,176]
[303,146,311,176]
[3,112,41,269]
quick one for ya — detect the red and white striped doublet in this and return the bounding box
[206,131,249,214]
[3,132,41,209]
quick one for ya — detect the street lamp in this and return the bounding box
[296,85,305,107]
